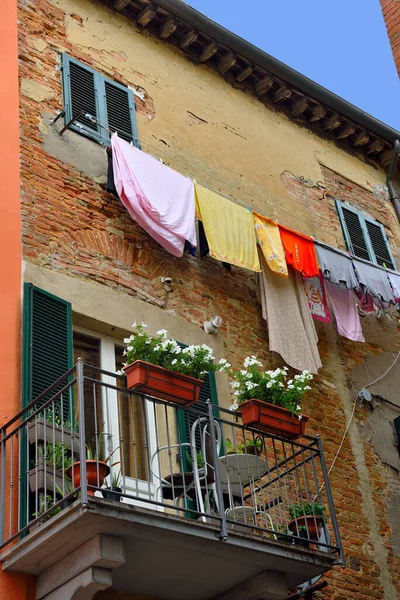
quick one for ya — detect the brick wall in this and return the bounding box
[380,0,400,78]
[16,0,400,598]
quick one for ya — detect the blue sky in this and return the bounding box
[186,0,400,131]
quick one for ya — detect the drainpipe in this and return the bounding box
[387,140,400,223]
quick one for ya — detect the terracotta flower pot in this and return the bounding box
[239,399,309,439]
[67,461,110,497]
[288,515,324,541]
[124,360,203,406]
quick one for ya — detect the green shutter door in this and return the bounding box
[22,283,73,412]
[21,284,73,530]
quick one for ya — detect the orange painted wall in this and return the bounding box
[0,1,34,598]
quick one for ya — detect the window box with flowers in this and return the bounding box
[122,323,219,406]
[219,357,313,439]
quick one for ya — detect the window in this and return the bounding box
[61,54,139,147]
[336,200,396,270]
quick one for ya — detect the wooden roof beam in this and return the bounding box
[136,4,157,27]
[199,40,219,62]
[159,17,177,39]
[218,51,236,74]
[179,28,198,49]
[291,97,308,117]
[272,85,292,104]
[254,75,273,97]
[323,113,342,131]
[366,138,385,154]
[308,104,326,123]
[114,0,131,9]
[236,64,253,83]
[336,121,356,140]
[353,130,370,146]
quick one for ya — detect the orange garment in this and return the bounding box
[278,225,319,278]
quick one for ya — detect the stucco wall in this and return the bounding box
[15,0,400,599]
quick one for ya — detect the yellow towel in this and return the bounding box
[253,212,288,277]
[195,184,260,272]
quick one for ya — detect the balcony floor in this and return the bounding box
[0,498,338,600]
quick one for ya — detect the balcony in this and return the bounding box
[0,362,343,600]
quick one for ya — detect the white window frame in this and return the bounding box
[73,325,159,509]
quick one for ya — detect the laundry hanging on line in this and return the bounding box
[253,212,288,277]
[302,272,331,323]
[278,225,319,278]
[315,241,358,289]
[352,258,394,303]
[111,133,196,257]
[258,250,322,374]
[195,183,260,272]
[325,281,365,343]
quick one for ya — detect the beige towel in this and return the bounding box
[258,250,322,374]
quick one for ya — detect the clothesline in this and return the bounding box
[84,112,336,242]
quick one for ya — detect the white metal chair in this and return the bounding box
[150,416,221,515]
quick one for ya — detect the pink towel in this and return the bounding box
[111,134,196,257]
[326,281,365,342]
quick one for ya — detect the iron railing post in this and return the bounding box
[207,401,228,541]
[317,435,345,565]
[0,427,6,544]
[77,360,87,506]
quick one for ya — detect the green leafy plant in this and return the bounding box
[186,450,205,469]
[225,437,263,455]
[218,357,313,415]
[288,502,325,521]
[44,441,73,471]
[107,471,122,489]
[84,425,120,467]
[33,495,61,520]
[123,323,220,380]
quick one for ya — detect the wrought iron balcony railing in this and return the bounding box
[0,361,344,567]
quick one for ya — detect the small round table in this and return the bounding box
[218,453,267,485]
[218,454,267,528]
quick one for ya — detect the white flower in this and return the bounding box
[266,381,273,388]
[116,369,124,375]
[141,322,148,328]
[156,329,168,338]
[131,322,137,328]
[241,370,248,376]
[298,414,303,420]
[154,345,160,351]
[229,401,239,411]
[245,372,253,379]
[231,381,240,388]
[145,339,152,345]
[288,384,294,389]
[233,391,240,396]
[171,359,177,365]
[218,358,231,367]
[304,385,311,390]
[296,405,301,411]
[278,382,284,387]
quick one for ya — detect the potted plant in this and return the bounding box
[102,472,123,502]
[225,437,263,456]
[219,357,312,439]
[288,502,325,541]
[29,441,73,493]
[122,323,219,406]
[28,407,79,452]
[66,427,119,497]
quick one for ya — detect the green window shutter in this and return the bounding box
[61,54,105,144]
[22,283,73,415]
[176,371,219,471]
[104,80,139,147]
[337,202,370,261]
[364,220,395,270]
[336,200,396,270]
[62,54,139,147]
